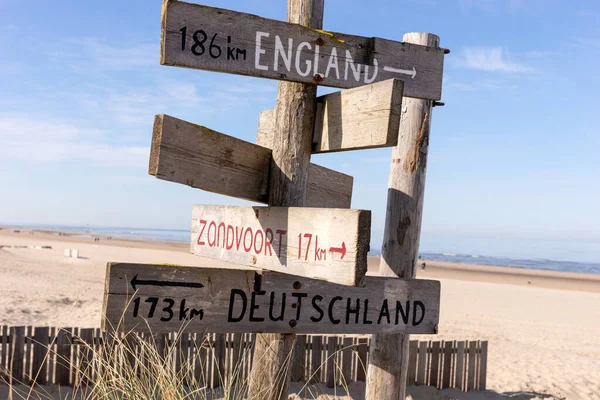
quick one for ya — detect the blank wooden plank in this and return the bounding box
[455,341,465,390]
[407,340,418,385]
[161,1,444,100]
[467,341,477,391]
[55,328,72,386]
[291,334,306,382]
[151,114,353,209]
[478,341,488,391]
[429,341,441,388]
[9,326,25,382]
[442,341,453,389]
[24,326,33,384]
[230,332,243,384]
[190,205,370,286]
[305,164,353,209]
[310,335,322,383]
[32,326,49,385]
[212,333,225,388]
[192,333,206,386]
[257,79,403,153]
[355,337,368,382]
[341,337,352,385]
[325,336,337,388]
[77,328,94,386]
[103,263,441,335]
[416,341,427,386]
[1,326,7,372]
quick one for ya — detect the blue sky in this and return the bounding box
[1,0,599,252]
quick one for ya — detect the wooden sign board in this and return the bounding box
[161,1,444,100]
[150,114,353,208]
[103,263,441,335]
[190,205,370,286]
[257,79,403,153]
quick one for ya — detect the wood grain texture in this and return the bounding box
[161,1,444,99]
[102,262,441,335]
[467,341,477,391]
[257,79,403,153]
[248,0,324,397]
[455,341,465,390]
[190,205,370,286]
[366,32,441,400]
[150,114,352,208]
[479,340,488,390]
[442,340,453,389]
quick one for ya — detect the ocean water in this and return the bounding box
[5,224,600,275]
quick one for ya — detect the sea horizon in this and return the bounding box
[2,222,600,276]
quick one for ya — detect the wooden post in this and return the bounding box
[248,0,324,398]
[365,32,440,400]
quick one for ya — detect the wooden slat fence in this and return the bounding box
[0,326,488,391]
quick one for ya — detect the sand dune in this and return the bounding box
[0,228,599,399]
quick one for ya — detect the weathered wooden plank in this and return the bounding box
[356,337,368,382]
[478,341,488,391]
[325,336,337,388]
[442,341,453,389]
[341,337,352,384]
[310,335,323,383]
[291,334,306,382]
[24,326,33,384]
[192,333,206,386]
[1,325,7,372]
[407,340,418,385]
[150,114,353,209]
[305,164,353,209]
[416,340,428,385]
[429,341,440,388]
[213,333,225,388]
[103,263,441,335]
[257,79,403,153]
[10,326,25,382]
[55,328,72,386]
[161,1,444,100]
[467,341,477,391]
[32,326,49,385]
[190,205,370,286]
[230,332,243,383]
[77,328,94,386]
[455,341,465,391]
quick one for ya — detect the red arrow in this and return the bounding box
[329,242,346,259]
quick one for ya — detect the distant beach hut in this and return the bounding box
[71,249,79,259]
[64,249,71,257]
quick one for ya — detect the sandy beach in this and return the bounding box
[0,227,599,399]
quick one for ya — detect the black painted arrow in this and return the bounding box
[130,274,204,291]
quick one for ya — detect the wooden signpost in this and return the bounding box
[161,1,444,100]
[190,205,370,286]
[102,262,440,335]
[150,114,353,208]
[101,1,446,399]
[257,79,404,153]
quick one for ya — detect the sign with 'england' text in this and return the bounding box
[102,263,441,335]
[190,205,371,287]
[161,1,444,100]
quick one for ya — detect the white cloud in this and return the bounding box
[454,47,532,72]
[448,79,517,91]
[0,115,149,168]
